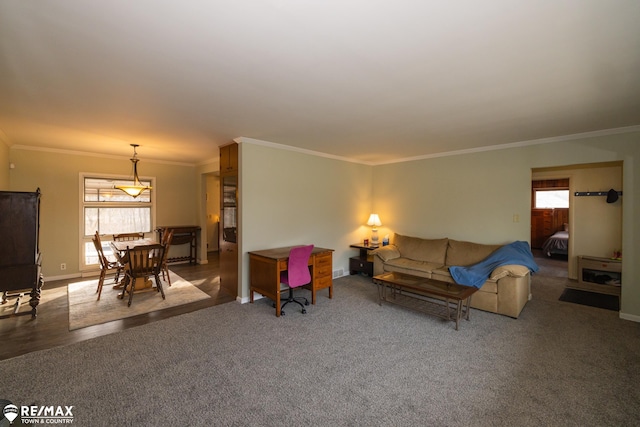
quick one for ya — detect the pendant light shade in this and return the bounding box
[114,144,152,198]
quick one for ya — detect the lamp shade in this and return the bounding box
[367,214,382,227]
[114,144,152,198]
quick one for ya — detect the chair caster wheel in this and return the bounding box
[304,301,310,306]
[281,310,285,316]
[301,309,307,314]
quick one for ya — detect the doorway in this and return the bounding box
[532,161,623,280]
[204,173,220,254]
[531,177,569,279]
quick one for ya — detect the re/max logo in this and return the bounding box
[21,406,74,417]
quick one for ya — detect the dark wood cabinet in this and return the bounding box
[0,189,44,318]
[220,143,238,175]
[349,243,378,276]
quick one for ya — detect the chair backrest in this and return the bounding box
[284,245,314,288]
[161,229,174,247]
[92,233,109,270]
[126,244,164,278]
[113,232,145,242]
[160,229,174,262]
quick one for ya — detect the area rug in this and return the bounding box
[68,270,210,330]
[559,288,619,311]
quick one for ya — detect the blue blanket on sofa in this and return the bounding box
[449,241,539,288]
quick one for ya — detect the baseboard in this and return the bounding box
[239,293,264,304]
[620,312,640,323]
[44,272,82,282]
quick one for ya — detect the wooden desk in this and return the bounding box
[249,246,334,317]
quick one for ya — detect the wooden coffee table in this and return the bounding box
[373,271,478,330]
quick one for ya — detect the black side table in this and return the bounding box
[349,243,379,276]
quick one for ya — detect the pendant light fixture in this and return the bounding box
[114,144,152,198]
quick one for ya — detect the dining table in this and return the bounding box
[109,238,158,295]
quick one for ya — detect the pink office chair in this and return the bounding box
[279,244,314,315]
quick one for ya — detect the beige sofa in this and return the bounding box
[372,233,533,318]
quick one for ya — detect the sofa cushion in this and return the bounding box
[490,264,531,280]
[445,239,501,266]
[372,245,401,262]
[430,266,455,284]
[383,258,441,278]
[431,266,498,293]
[393,233,448,265]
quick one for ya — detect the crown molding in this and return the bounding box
[9,145,196,167]
[9,124,640,169]
[374,125,640,166]
[234,137,374,166]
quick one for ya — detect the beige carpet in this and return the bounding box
[68,270,210,330]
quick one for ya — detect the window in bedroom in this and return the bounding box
[81,175,155,270]
[534,189,570,209]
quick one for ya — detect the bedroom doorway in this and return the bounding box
[531,177,570,279]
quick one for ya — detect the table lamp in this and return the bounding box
[367,213,382,246]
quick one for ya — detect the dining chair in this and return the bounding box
[279,244,314,315]
[160,229,174,285]
[121,243,165,307]
[113,232,145,241]
[92,232,123,300]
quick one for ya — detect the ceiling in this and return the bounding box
[1,1,639,165]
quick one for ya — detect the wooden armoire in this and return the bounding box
[0,189,44,318]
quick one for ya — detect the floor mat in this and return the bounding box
[559,288,619,311]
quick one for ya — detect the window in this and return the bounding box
[534,189,569,208]
[81,175,155,270]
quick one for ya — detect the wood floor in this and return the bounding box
[0,252,234,361]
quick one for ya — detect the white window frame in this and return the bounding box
[79,172,156,272]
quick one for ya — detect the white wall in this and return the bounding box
[372,148,532,244]
[239,140,372,301]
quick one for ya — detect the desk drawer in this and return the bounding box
[315,276,332,290]
[316,262,332,274]
[315,252,332,267]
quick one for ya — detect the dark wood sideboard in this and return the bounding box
[156,225,200,265]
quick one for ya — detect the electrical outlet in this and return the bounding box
[60,263,66,271]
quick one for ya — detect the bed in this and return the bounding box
[542,230,569,257]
